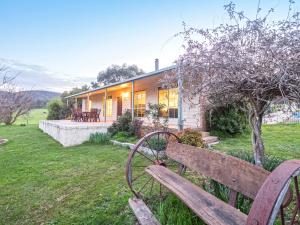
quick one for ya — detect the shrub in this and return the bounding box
[207,103,249,136]
[107,111,133,136]
[61,104,71,119]
[89,132,111,144]
[47,98,64,120]
[132,118,143,138]
[203,150,283,214]
[147,137,167,151]
[227,150,283,172]
[107,111,143,137]
[145,103,168,130]
[174,129,204,147]
[112,131,138,143]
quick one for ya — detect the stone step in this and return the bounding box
[203,136,219,145]
[200,131,210,137]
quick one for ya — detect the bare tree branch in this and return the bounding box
[170,1,300,165]
[0,68,32,125]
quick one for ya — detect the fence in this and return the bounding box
[263,103,300,124]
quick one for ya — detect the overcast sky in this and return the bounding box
[0,0,299,92]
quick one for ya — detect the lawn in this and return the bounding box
[15,108,48,125]
[0,125,134,225]
[213,123,300,159]
[0,122,299,225]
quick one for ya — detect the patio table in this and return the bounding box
[82,112,90,122]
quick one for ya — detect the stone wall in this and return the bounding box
[39,120,110,147]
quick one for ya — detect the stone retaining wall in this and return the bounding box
[39,120,110,147]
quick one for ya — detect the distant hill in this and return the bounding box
[0,90,60,108]
[23,90,61,108]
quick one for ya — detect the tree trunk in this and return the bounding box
[249,112,265,166]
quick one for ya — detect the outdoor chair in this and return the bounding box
[71,109,82,122]
[82,112,89,122]
[90,108,100,122]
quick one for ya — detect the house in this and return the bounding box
[39,60,207,147]
[66,60,206,131]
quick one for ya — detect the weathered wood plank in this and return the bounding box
[166,142,269,199]
[228,189,238,207]
[128,198,161,225]
[146,165,247,225]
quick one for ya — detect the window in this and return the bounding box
[158,88,178,118]
[134,91,146,117]
[103,96,113,117]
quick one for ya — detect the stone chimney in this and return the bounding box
[155,58,159,71]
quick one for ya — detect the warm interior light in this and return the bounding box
[122,92,129,99]
[120,83,128,88]
[88,100,92,110]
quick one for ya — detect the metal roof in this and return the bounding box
[65,65,176,98]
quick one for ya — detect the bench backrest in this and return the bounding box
[166,142,269,200]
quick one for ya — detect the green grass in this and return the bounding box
[0,122,299,225]
[0,125,134,225]
[213,123,300,159]
[15,108,48,125]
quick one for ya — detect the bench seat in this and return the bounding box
[129,198,161,225]
[146,165,247,225]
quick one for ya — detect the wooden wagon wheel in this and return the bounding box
[247,160,300,225]
[125,131,185,201]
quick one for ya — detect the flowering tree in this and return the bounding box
[175,1,300,165]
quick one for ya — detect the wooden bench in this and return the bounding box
[125,131,300,225]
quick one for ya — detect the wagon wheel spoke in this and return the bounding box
[126,131,183,204]
[136,150,156,163]
[131,171,147,183]
[145,139,159,161]
[149,178,155,196]
[289,176,300,225]
[159,183,162,198]
[279,206,285,225]
[138,176,154,196]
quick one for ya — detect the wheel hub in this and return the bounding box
[155,160,166,167]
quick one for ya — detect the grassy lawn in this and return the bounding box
[214,123,300,159]
[0,125,134,225]
[0,122,299,225]
[15,108,48,125]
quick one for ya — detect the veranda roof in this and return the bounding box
[65,65,176,99]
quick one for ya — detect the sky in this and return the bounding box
[0,0,299,92]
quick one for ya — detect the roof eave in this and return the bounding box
[65,65,176,99]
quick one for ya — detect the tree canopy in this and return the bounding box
[92,64,144,88]
[174,1,300,165]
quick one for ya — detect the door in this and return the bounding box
[117,97,122,117]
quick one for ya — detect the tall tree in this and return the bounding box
[94,64,144,87]
[60,84,90,116]
[174,1,300,165]
[61,84,90,106]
